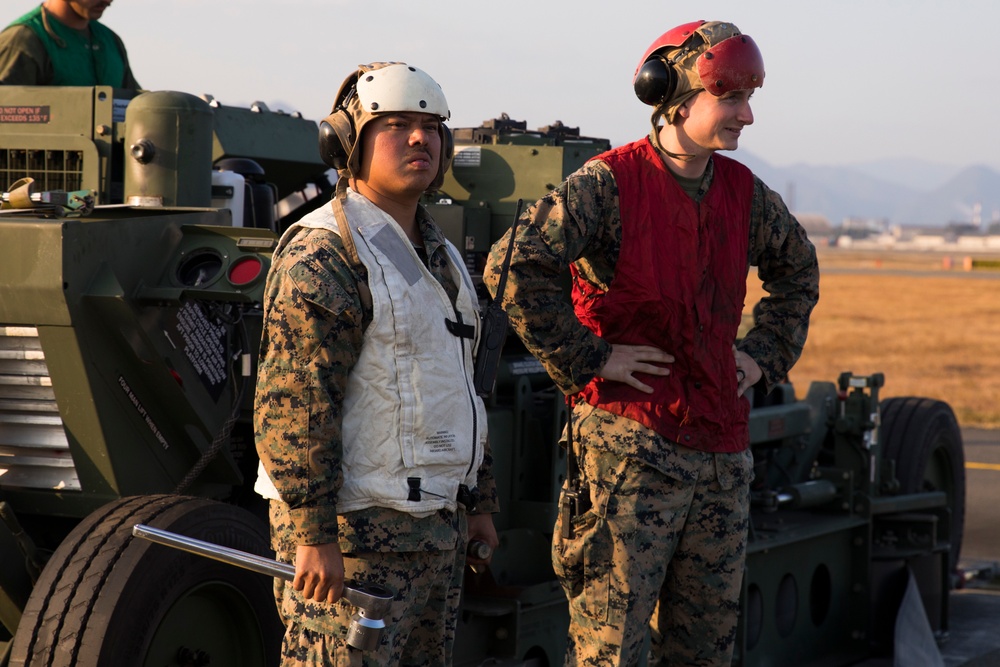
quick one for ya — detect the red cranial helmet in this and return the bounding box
[633,20,764,113]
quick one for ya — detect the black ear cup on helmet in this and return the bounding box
[318,75,360,171]
[634,56,678,107]
[318,115,351,170]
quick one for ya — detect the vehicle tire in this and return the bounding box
[880,397,966,570]
[9,494,283,667]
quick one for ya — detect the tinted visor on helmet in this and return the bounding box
[697,34,765,96]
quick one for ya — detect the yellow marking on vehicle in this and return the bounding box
[966,462,1000,471]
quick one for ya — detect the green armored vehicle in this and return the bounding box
[0,86,964,667]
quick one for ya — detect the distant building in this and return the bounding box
[841,217,889,237]
[829,217,892,247]
[946,222,982,239]
[848,223,1000,253]
[792,212,833,245]
[910,232,950,249]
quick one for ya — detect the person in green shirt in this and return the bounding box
[0,0,140,87]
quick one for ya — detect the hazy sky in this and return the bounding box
[70,0,1000,171]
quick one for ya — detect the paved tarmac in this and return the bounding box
[942,586,1000,667]
[947,428,1000,667]
[960,429,1000,565]
[856,428,1000,667]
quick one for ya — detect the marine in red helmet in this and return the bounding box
[484,19,819,665]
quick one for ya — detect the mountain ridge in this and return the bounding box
[732,152,1000,228]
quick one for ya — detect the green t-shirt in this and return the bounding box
[0,5,139,87]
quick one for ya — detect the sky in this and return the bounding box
[50,0,1000,172]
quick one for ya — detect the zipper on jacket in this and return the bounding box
[451,302,480,479]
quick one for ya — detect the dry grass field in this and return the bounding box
[744,246,1000,429]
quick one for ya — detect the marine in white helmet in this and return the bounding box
[255,61,499,666]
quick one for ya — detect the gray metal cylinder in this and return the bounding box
[346,613,384,651]
[780,479,838,509]
[124,91,213,207]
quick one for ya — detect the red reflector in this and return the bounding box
[228,256,263,286]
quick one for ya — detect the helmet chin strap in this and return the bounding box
[650,113,696,162]
[660,145,698,162]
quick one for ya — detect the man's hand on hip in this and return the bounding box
[598,344,674,394]
[734,346,763,396]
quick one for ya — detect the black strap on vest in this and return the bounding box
[560,394,591,539]
[445,311,475,339]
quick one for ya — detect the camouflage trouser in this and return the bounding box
[273,546,466,667]
[552,443,752,666]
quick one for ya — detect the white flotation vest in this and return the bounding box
[255,188,486,515]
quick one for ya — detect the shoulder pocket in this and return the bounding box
[286,259,353,317]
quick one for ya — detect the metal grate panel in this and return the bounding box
[0,148,84,192]
[0,326,79,491]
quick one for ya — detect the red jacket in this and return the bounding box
[573,138,753,452]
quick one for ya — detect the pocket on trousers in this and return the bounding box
[716,447,755,491]
[552,489,611,622]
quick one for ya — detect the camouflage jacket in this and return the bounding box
[484,145,819,415]
[255,201,498,554]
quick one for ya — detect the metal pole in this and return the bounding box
[132,523,396,651]
[132,523,295,581]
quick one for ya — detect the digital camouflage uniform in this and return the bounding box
[484,146,819,665]
[256,203,499,667]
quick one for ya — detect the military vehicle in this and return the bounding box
[0,86,964,667]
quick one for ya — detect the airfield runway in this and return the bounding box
[855,428,1000,667]
[945,428,1000,667]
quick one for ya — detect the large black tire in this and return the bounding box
[880,397,966,571]
[9,494,283,667]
